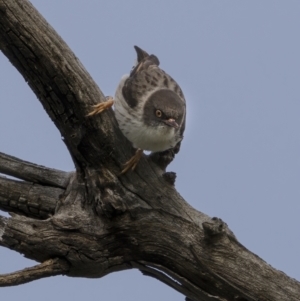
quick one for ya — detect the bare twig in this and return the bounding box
[0,152,71,188]
[0,258,69,287]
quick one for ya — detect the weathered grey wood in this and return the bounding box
[1,198,300,301]
[0,0,130,172]
[0,258,69,287]
[0,0,299,300]
[0,152,71,188]
[0,175,62,218]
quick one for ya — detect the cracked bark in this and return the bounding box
[0,0,299,300]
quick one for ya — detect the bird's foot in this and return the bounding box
[121,149,143,174]
[87,96,114,116]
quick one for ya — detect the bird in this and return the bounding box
[88,46,186,173]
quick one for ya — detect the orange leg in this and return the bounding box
[121,149,143,174]
[86,96,114,116]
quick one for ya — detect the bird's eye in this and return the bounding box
[155,110,162,118]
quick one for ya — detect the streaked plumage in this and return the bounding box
[88,46,186,173]
[114,46,186,152]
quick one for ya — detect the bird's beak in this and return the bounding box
[163,118,179,129]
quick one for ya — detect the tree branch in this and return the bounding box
[0,152,71,188]
[0,1,299,301]
[0,258,69,287]
[0,175,62,218]
[0,0,129,171]
[1,204,300,300]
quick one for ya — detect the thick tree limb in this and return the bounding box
[0,175,61,218]
[0,152,71,188]
[0,258,69,287]
[0,0,129,171]
[0,1,299,301]
[1,206,300,301]
[0,0,175,175]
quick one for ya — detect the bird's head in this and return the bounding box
[143,89,185,130]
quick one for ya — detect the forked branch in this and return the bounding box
[0,0,299,300]
[0,151,69,218]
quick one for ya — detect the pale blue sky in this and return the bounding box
[1,1,299,300]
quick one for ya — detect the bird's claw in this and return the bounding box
[87,96,114,116]
[121,149,143,174]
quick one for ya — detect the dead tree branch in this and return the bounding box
[0,152,71,188]
[0,258,69,287]
[0,174,61,218]
[0,0,299,300]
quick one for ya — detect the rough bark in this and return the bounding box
[0,1,299,300]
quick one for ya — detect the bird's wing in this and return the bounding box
[122,47,186,109]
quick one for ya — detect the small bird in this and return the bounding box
[88,46,186,173]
